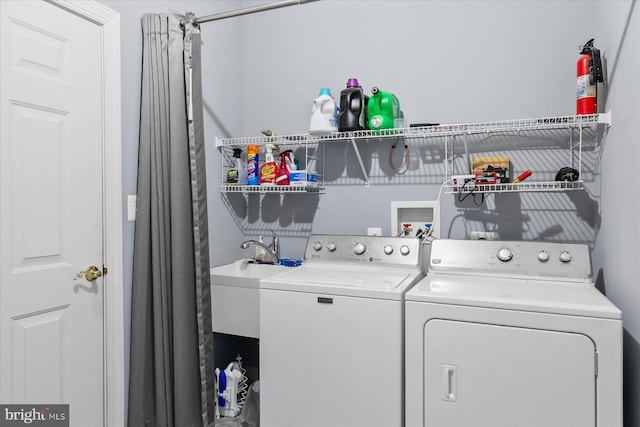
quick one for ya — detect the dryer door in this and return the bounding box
[424,319,596,427]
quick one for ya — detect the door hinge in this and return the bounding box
[594,350,599,377]
[103,266,108,276]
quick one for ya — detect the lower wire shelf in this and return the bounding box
[445,181,583,194]
[221,184,325,194]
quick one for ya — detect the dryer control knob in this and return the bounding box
[497,247,513,262]
[353,242,366,255]
[312,241,322,251]
[559,251,572,263]
[383,244,393,255]
[537,251,550,262]
[327,242,337,252]
[400,245,411,256]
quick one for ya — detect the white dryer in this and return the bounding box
[405,239,622,427]
[260,234,425,427]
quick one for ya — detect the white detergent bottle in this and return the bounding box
[309,88,338,136]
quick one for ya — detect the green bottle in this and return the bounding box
[367,87,401,133]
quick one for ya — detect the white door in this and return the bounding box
[1,1,105,425]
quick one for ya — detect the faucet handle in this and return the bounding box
[269,229,280,259]
[268,229,278,245]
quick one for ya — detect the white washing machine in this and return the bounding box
[405,239,622,427]
[260,234,425,427]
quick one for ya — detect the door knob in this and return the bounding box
[77,265,103,282]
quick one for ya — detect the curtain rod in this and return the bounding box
[191,0,319,25]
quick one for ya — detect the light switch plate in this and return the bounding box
[127,195,137,222]
[367,227,382,236]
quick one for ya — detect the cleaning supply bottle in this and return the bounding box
[260,144,278,185]
[285,150,297,172]
[226,151,239,185]
[236,148,247,185]
[306,157,318,187]
[309,88,339,136]
[227,148,247,185]
[247,144,259,185]
[367,86,401,132]
[338,78,368,132]
[275,150,293,186]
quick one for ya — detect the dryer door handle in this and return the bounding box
[441,364,457,402]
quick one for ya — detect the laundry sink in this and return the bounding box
[210,260,287,338]
[211,259,286,289]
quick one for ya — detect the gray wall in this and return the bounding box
[239,0,601,257]
[238,1,638,425]
[594,2,640,426]
[99,0,638,425]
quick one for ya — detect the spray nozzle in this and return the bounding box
[279,149,292,160]
[279,150,296,172]
[232,148,242,158]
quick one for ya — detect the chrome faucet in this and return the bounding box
[240,231,280,264]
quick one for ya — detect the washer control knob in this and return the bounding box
[559,251,572,263]
[327,242,337,252]
[497,247,513,262]
[312,241,322,251]
[383,244,393,255]
[353,242,366,255]
[537,250,550,262]
[400,245,411,256]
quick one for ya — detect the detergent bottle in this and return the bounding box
[276,150,293,185]
[259,144,278,185]
[338,78,368,132]
[309,88,339,136]
[215,362,244,417]
[367,87,401,132]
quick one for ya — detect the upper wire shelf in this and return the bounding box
[216,134,319,147]
[215,112,611,147]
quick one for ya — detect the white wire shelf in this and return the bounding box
[408,112,609,138]
[446,181,583,194]
[221,184,324,194]
[216,134,319,147]
[216,112,609,192]
[215,112,610,147]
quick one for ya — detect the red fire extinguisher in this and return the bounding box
[576,38,604,115]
